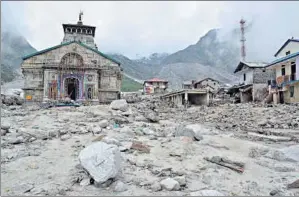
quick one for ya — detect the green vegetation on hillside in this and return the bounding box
[121,75,143,92]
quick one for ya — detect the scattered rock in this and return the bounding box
[142,128,155,135]
[174,176,186,186]
[190,190,225,196]
[79,142,121,184]
[110,99,128,112]
[102,137,121,146]
[99,120,109,128]
[174,125,203,141]
[1,129,7,136]
[144,111,159,123]
[288,179,299,189]
[80,178,91,187]
[60,134,71,141]
[113,181,128,192]
[151,182,162,192]
[1,122,11,131]
[130,141,150,153]
[160,178,180,191]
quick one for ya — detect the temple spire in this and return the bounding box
[77,11,83,25]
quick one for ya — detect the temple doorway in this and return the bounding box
[65,78,79,100]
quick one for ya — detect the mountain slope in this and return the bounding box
[110,28,240,89]
[1,30,37,83]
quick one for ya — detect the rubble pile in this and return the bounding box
[1,97,299,196]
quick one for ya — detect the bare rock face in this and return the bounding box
[79,142,121,184]
[110,99,128,112]
[160,178,180,191]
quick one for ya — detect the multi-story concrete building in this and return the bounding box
[21,13,122,104]
[143,78,168,94]
[266,38,299,104]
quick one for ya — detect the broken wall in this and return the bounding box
[253,83,268,102]
[253,68,275,83]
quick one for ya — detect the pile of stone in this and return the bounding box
[1,94,24,106]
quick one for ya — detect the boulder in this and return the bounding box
[79,142,121,184]
[113,181,128,192]
[174,176,186,186]
[160,178,180,191]
[110,99,128,112]
[99,120,109,128]
[174,125,203,141]
[190,190,225,196]
[1,122,11,131]
[142,128,155,136]
[151,182,162,192]
[145,111,159,123]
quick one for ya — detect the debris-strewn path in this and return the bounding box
[1,99,299,196]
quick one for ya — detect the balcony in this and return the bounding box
[276,75,290,85]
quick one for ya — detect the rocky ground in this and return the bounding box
[1,97,299,196]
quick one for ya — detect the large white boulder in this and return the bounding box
[79,142,121,184]
[110,99,128,112]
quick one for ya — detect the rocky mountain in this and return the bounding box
[1,30,37,83]
[109,28,240,89]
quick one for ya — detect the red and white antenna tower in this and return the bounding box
[240,18,246,61]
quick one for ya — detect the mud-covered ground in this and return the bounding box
[1,99,299,196]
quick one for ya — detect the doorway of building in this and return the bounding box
[279,91,284,104]
[65,78,79,100]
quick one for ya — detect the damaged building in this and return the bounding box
[21,13,122,104]
[265,38,299,104]
[229,61,275,103]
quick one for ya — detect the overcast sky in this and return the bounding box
[2,1,299,61]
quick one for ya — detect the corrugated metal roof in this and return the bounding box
[266,51,299,68]
[22,41,121,65]
[274,38,299,57]
[234,61,268,73]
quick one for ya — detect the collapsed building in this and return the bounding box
[21,13,122,104]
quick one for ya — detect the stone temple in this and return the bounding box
[21,12,122,104]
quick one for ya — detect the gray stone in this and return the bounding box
[174,176,186,186]
[190,190,225,196]
[8,136,24,144]
[1,129,7,136]
[102,137,121,146]
[80,178,90,186]
[145,111,159,123]
[60,134,71,141]
[110,99,128,112]
[79,142,121,184]
[174,125,203,141]
[99,120,109,128]
[160,178,180,191]
[94,127,102,134]
[1,122,10,131]
[113,181,128,192]
[142,128,155,135]
[151,182,162,192]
